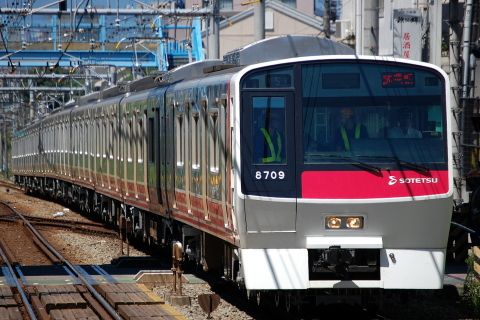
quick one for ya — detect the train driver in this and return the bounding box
[254,109,286,164]
[335,107,369,151]
[387,107,422,138]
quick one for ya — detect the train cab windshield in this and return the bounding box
[240,60,447,197]
[301,63,446,166]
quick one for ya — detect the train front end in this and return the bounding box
[233,56,452,291]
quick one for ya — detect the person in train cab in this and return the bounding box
[255,110,286,164]
[335,107,369,151]
[387,108,422,138]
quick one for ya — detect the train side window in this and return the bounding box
[55,125,63,155]
[128,120,133,162]
[60,123,63,154]
[61,123,64,153]
[91,122,94,157]
[148,117,155,163]
[119,119,124,162]
[75,124,78,156]
[209,110,219,173]
[103,122,107,158]
[84,123,88,156]
[61,123,64,154]
[87,122,91,158]
[176,115,184,166]
[73,124,77,155]
[79,124,83,155]
[109,121,114,159]
[60,123,63,153]
[113,119,118,161]
[66,123,69,155]
[57,124,59,153]
[90,122,94,157]
[192,112,200,169]
[138,116,144,164]
[88,121,91,158]
[97,122,101,158]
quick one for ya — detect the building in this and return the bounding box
[207,0,327,58]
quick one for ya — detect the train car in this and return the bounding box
[12,35,452,310]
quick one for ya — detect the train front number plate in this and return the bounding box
[254,170,286,180]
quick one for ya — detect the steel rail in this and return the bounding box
[0,199,123,320]
[0,216,118,236]
[0,238,38,320]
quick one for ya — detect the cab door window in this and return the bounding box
[253,97,286,165]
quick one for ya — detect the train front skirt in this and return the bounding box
[240,246,446,290]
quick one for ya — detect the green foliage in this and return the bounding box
[462,253,480,316]
[442,41,449,53]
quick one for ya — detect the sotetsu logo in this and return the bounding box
[388,176,438,185]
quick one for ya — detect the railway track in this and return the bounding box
[0,180,117,237]
[1,214,118,237]
[0,180,23,193]
[0,199,186,320]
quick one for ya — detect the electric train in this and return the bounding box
[12,35,453,310]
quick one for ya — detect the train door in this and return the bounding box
[241,92,297,232]
[107,111,115,191]
[87,119,93,183]
[147,100,162,204]
[165,91,176,212]
[184,92,193,214]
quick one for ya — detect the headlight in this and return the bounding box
[326,217,342,229]
[346,217,363,229]
[325,216,364,229]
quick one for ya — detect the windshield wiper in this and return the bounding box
[357,155,429,172]
[310,154,381,172]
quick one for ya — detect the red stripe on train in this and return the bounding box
[301,170,449,199]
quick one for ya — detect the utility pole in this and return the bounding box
[254,0,265,42]
[207,0,220,59]
[323,0,330,38]
[355,0,363,55]
[449,0,463,205]
[461,0,474,105]
[428,0,442,66]
[363,0,379,56]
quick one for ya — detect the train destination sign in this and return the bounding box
[381,72,415,87]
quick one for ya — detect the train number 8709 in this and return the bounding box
[254,170,286,180]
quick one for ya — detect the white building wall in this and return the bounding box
[339,0,442,65]
[220,9,323,56]
[183,0,315,16]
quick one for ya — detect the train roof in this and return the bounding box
[223,35,354,66]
